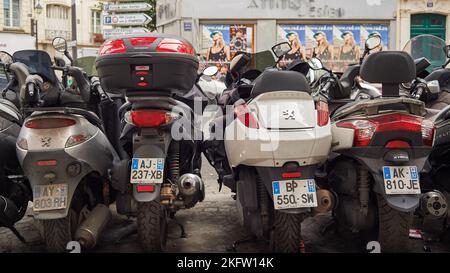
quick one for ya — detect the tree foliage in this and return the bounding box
[145,0,157,31]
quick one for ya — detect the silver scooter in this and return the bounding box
[15,38,118,252]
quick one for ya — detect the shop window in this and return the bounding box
[276,24,389,73]
[199,24,255,82]
[3,0,20,27]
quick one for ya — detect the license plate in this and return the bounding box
[272,179,318,210]
[382,166,420,195]
[33,184,68,211]
[130,158,164,184]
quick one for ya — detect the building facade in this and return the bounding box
[0,0,106,57]
[397,0,450,49]
[156,0,397,72]
[0,0,36,53]
[34,0,105,57]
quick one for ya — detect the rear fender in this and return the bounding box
[372,173,420,212]
[255,166,317,214]
[132,132,171,202]
[339,150,429,212]
[20,151,92,220]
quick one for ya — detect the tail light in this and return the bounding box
[25,118,76,129]
[98,39,127,56]
[337,120,376,147]
[282,172,302,179]
[36,160,57,166]
[125,110,178,128]
[234,104,259,129]
[385,140,411,148]
[136,185,155,193]
[99,37,195,56]
[336,113,434,147]
[66,133,93,148]
[128,37,157,47]
[316,101,329,127]
[422,119,435,146]
[156,38,195,55]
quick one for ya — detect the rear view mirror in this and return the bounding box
[272,42,292,58]
[230,53,251,75]
[52,37,68,53]
[366,36,382,50]
[0,51,13,65]
[308,58,323,70]
[203,66,219,77]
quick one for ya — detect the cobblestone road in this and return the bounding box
[1,158,449,253]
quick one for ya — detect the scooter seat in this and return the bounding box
[0,98,21,123]
[250,70,311,99]
[0,98,19,112]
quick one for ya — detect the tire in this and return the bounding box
[376,194,412,253]
[271,211,303,253]
[137,200,168,252]
[41,208,78,253]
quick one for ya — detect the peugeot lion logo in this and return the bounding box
[282,110,296,120]
[41,137,52,148]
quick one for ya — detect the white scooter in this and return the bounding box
[205,43,334,252]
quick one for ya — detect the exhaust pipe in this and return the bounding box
[75,204,111,249]
[420,191,448,218]
[312,189,336,214]
[177,173,204,198]
[176,174,205,208]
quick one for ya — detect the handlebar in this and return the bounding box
[321,80,333,94]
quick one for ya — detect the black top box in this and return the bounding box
[95,33,199,94]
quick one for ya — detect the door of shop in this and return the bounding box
[411,14,447,70]
[411,13,446,39]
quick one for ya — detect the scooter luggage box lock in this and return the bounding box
[132,65,151,89]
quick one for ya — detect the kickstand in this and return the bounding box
[226,235,268,252]
[170,217,187,238]
[10,226,26,243]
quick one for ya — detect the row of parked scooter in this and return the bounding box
[0,33,449,253]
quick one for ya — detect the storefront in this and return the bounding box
[156,0,396,73]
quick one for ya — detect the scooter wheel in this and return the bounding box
[41,208,78,253]
[271,211,303,253]
[137,201,168,252]
[376,194,412,253]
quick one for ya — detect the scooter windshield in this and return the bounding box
[74,56,97,77]
[403,34,447,72]
[248,50,276,72]
[12,50,57,84]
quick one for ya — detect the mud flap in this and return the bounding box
[373,174,420,212]
[132,143,168,202]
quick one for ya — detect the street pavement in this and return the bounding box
[1,158,449,253]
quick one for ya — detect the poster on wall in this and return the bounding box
[277,24,389,72]
[200,24,254,81]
